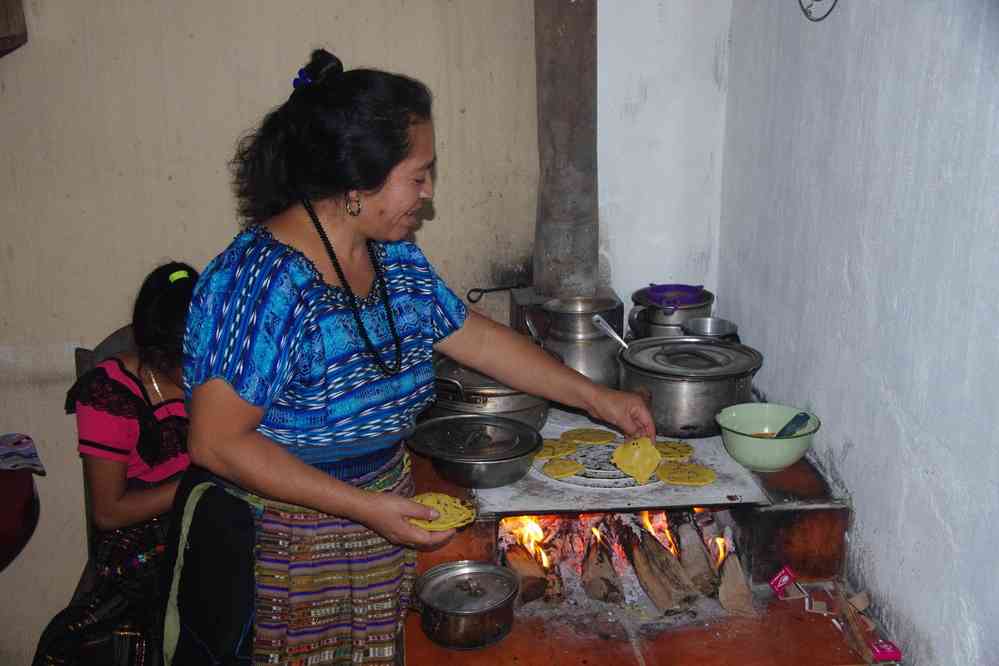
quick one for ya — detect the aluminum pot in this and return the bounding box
[407,414,542,488]
[619,336,763,438]
[527,296,623,388]
[426,356,549,431]
[628,286,714,339]
[413,560,519,650]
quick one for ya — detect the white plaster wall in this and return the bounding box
[598,1,731,317]
[719,3,999,664]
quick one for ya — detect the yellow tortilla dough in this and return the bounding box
[654,440,694,463]
[535,438,577,460]
[542,458,585,479]
[560,428,617,446]
[657,461,717,486]
[611,437,662,485]
[409,492,476,531]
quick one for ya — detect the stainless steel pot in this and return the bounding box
[407,414,542,488]
[427,356,549,430]
[628,287,714,339]
[413,561,519,650]
[619,336,763,438]
[528,296,623,388]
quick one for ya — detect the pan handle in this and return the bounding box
[435,376,466,401]
[466,283,528,303]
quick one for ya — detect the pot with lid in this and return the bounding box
[407,414,542,488]
[413,560,519,650]
[427,356,549,430]
[619,336,763,438]
[628,284,715,339]
[527,295,624,388]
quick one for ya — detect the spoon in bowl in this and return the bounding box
[774,412,811,438]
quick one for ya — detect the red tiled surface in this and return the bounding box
[406,598,862,666]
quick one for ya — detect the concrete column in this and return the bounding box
[532,0,598,298]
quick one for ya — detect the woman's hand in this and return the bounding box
[586,386,656,439]
[356,492,456,551]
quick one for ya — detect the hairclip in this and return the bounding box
[292,68,313,89]
[168,270,190,283]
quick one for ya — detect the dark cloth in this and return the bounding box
[32,513,169,666]
[158,466,257,665]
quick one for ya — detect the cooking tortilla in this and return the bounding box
[559,428,617,446]
[611,437,662,485]
[409,492,476,531]
[657,461,717,486]
[542,458,585,479]
[535,438,577,460]
[653,440,694,462]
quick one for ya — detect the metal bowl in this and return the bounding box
[681,316,738,338]
[407,414,542,488]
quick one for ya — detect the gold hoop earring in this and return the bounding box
[345,197,362,217]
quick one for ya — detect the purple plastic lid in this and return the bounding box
[645,283,705,308]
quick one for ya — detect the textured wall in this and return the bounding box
[0,2,536,662]
[598,1,731,313]
[720,3,999,664]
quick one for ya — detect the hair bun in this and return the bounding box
[306,49,344,84]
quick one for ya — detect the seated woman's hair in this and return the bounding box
[231,48,433,225]
[132,261,199,373]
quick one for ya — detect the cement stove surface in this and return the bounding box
[474,409,770,516]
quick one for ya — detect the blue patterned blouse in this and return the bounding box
[183,225,467,465]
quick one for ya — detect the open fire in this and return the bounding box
[498,508,750,620]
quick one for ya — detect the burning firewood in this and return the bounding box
[717,553,755,616]
[543,562,565,604]
[618,519,699,613]
[677,522,718,597]
[581,527,623,604]
[504,543,547,604]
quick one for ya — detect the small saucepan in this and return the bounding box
[412,560,519,650]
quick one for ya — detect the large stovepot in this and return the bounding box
[527,295,623,388]
[619,336,763,438]
[427,356,550,431]
[413,561,519,650]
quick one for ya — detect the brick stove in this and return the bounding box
[406,408,859,665]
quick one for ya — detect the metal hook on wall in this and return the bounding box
[799,0,839,22]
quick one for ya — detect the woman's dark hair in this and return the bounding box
[231,48,433,225]
[132,261,199,374]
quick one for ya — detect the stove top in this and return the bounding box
[473,409,770,516]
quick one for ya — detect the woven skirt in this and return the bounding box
[163,448,415,665]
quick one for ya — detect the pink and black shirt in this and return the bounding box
[67,358,189,484]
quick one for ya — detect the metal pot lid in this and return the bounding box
[434,356,519,397]
[417,561,519,614]
[409,414,542,462]
[632,284,714,310]
[620,336,762,378]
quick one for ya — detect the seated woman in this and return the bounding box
[33,261,198,666]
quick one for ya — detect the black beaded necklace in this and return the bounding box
[302,197,403,376]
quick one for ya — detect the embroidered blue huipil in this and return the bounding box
[183,225,467,464]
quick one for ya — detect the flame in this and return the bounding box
[591,526,602,543]
[501,515,550,569]
[693,507,707,514]
[640,510,678,557]
[713,536,728,568]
